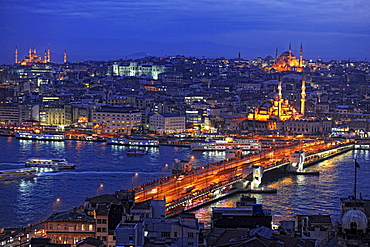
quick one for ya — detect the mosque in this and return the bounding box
[15,45,67,65]
[240,44,332,135]
[266,44,304,72]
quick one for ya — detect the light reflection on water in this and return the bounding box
[1,136,369,229]
[193,149,370,228]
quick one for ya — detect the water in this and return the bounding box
[193,149,370,228]
[0,136,226,228]
[0,136,368,229]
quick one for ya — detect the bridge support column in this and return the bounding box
[251,166,263,189]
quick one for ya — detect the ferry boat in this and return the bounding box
[191,139,261,151]
[14,131,65,141]
[107,136,159,147]
[126,148,148,155]
[0,168,37,181]
[25,158,76,169]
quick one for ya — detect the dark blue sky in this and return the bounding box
[1,0,369,64]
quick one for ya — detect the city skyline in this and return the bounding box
[1,0,369,64]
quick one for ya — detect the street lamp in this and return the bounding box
[132,173,138,189]
[52,198,60,213]
[96,184,104,196]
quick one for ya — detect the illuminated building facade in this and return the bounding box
[149,112,185,134]
[112,62,168,80]
[46,209,96,247]
[92,107,141,134]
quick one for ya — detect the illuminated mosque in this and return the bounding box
[267,44,304,72]
[247,75,306,122]
[15,45,67,65]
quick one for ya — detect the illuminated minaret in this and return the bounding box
[63,49,67,63]
[15,46,18,64]
[278,75,283,120]
[33,45,36,55]
[47,45,51,62]
[28,45,32,57]
[301,73,306,116]
[44,48,47,62]
[288,43,292,57]
[299,43,303,68]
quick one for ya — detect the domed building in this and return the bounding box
[266,44,304,72]
[247,90,302,122]
[15,46,50,65]
[342,209,368,234]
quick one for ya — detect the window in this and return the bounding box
[102,219,107,224]
[81,224,85,231]
[97,228,102,232]
[75,224,78,230]
[97,219,102,224]
[188,242,194,246]
[49,224,53,230]
[89,224,93,231]
[188,232,194,238]
[129,234,134,241]
[174,232,178,238]
[161,232,170,238]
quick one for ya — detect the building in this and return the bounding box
[43,105,72,126]
[149,113,185,134]
[112,62,168,80]
[0,103,39,126]
[45,209,96,247]
[115,213,200,247]
[268,44,304,72]
[92,107,141,134]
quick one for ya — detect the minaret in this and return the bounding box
[299,43,303,68]
[288,43,292,57]
[33,45,36,55]
[47,45,51,62]
[15,46,18,64]
[63,49,67,63]
[278,75,283,120]
[44,48,47,62]
[301,73,306,116]
[29,45,32,57]
[275,47,278,60]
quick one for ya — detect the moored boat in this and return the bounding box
[14,131,64,141]
[0,168,37,181]
[107,136,159,147]
[25,158,76,169]
[191,139,261,151]
[126,148,148,155]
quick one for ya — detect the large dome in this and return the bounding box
[342,209,368,231]
[267,92,279,100]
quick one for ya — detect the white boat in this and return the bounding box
[25,158,76,169]
[14,132,64,141]
[126,148,148,155]
[107,136,159,147]
[0,168,37,181]
[191,139,261,151]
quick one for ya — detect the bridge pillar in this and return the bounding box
[290,150,305,172]
[250,166,263,189]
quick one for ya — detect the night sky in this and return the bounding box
[1,0,369,64]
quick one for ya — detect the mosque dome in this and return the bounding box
[267,92,279,101]
[342,209,368,231]
[280,51,293,57]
